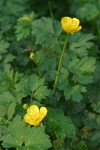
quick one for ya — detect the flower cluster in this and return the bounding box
[24,105,47,126]
[61,17,82,34]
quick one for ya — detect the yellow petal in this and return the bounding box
[71,25,82,34]
[27,105,39,116]
[61,16,82,34]
[32,121,40,126]
[24,114,31,123]
[72,18,80,28]
[24,105,48,126]
[76,26,82,32]
[31,114,42,126]
[29,119,40,126]
[24,114,40,126]
[40,107,47,117]
[61,17,72,33]
[31,113,40,119]
[69,18,79,32]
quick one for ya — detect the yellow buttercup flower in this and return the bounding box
[61,17,82,34]
[24,105,47,126]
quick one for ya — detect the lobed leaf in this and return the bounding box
[15,74,50,100]
[24,126,52,150]
[2,115,52,150]
[46,108,76,139]
[70,33,95,57]
[32,17,62,48]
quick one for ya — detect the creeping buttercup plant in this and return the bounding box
[0,1,100,150]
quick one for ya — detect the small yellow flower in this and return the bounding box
[61,17,82,34]
[24,105,47,126]
[22,15,30,22]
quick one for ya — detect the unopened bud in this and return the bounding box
[22,16,30,22]
[29,52,35,60]
[23,104,29,109]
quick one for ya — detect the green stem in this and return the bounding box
[54,132,62,148]
[48,1,54,19]
[53,33,69,94]
[97,25,100,37]
[37,63,41,76]
[34,59,42,77]
[30,91,33,101]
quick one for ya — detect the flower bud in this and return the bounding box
[22,16,30,22]
[23,104,29,109]
[29,52,35,61]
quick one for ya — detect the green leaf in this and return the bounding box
[4,65,14,82]
[32,17,62,48]
[0,105,7,117]
[76,4,99,21]
[83,112,100,129]
[24,126,52,150]
[3,53,15,64]
[78,57,96,73]
[0,40,10,54]
[0,65,17,94]
[36,49,57,81]
[2,115,52,150]
[75,140,88,150]
[72,85,86,99]
[72,90,83,102]
[2,134,19,148]
[29,75,45,92]
[29,74,50,100]
[87,131,100,148]
[68,57,96,74]
[15,12,36,41]
[46,108,76,139]
[34,86,50,101]
[63,85,72,100]
[15,74,50,100]
[0,91,16,105]
[59,68,69,83]
[2,115,25,148]
[77,74,93,85]
[65,85,87,102]
[15,76,30,98]
[0,125,8,142]
[91,101,100,113]
[70,33,95,57]
[0,70,14,94]
[7,101,16,120]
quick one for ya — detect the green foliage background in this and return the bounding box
[0,0,100,150]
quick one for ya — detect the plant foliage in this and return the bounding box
[2,115,52,150]
[0,0,100,149]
